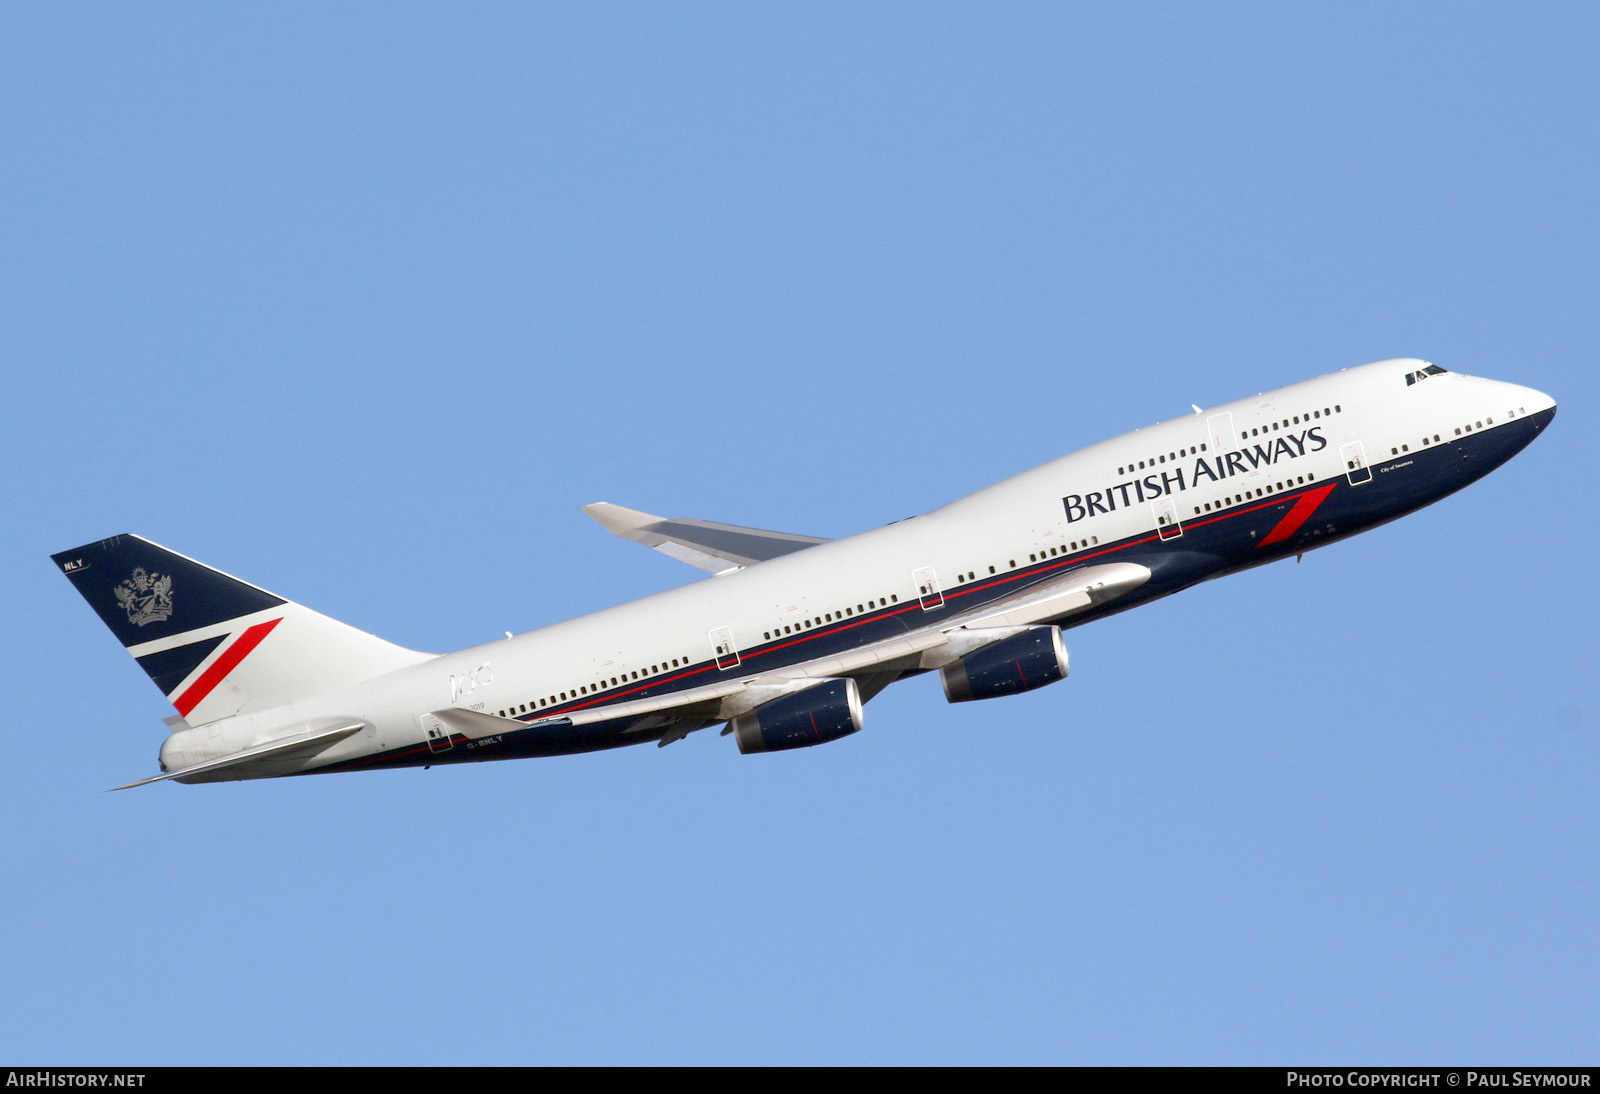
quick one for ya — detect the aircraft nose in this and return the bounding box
[1485,377,1556,422]
[1520,385,1557,418]
[1502,382,1557,438]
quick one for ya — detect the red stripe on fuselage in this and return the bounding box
[1257,483,1337,548]
[326,477,1349,772]
[377,479,1337,749]
[522,484,1338,721]
[173,618,283,716]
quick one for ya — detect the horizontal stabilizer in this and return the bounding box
[582,503,830,574]
[111,720,365,790]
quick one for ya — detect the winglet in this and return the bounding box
[580,503,663,537]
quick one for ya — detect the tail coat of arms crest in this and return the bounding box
[115,568,174,626]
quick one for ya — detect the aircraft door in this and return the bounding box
[709,625,741,670]
[912,566,945,611]
[421,713,455,753]
[1152,497,1184,541]
[1206,412,1236,453]
[1340,440,1372,486]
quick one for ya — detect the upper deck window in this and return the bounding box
[1404,365,1449,386]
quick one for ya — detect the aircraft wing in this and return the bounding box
[430,561,1151,747]
[937,560,1151,631]
[581,502,831,574]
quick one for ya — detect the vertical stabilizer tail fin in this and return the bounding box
[52,535,432,725]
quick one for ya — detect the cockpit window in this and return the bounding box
[1404,364,1449,386]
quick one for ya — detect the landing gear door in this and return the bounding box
[1152,497,1184,541]
[912,566,945,611]
[1341,440,1372,486]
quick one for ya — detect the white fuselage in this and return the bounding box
[160,359,1555,779]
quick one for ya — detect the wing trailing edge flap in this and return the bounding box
[430,560,1152,745]
[111,719,365,791]
[581,502,831,575]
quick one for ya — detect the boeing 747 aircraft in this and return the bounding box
[54,358,1555,788]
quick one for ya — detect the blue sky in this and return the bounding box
[2,4,1595,1064]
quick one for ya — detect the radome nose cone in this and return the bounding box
[1521,395,1556,441]
[1515,381,1557,417]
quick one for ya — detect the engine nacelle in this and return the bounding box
[940,625,1069,703]
[732,677,863,754]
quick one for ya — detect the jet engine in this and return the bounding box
[732,677,863,754]
[940,625,1069,703]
